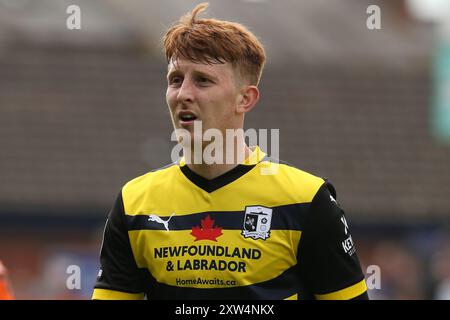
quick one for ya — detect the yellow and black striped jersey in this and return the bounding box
[92,146,367,300]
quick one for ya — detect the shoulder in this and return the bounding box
[259,156,327,203]
[121,162,179,203]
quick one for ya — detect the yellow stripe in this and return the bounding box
[315,279,367,300]
[92,288,144,300]
[122,163,324,216]
[284,293,298,300]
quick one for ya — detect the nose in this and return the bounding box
[176,78,195,104]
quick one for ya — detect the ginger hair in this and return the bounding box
[163,2,266,86]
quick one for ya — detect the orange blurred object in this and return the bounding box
[0,260,14,300]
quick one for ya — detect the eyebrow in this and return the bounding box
[166,69,181,80]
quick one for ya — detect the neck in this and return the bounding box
[184,141,252,180]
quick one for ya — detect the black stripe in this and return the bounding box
[180,164,256,193]
[145,264,305,300]
[126,202,310,231]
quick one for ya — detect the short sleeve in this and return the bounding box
[298,181,368,300]
[92,191,146,300]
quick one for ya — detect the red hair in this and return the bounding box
[163,2,266,86]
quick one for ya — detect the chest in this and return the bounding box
[127,202,305,288]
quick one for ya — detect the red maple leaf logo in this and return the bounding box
[191,215,223,242]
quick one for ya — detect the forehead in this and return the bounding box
[167,58,235,78]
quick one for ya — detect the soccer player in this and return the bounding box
[92,3,368,300]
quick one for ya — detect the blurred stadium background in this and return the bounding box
[0,0,449,299]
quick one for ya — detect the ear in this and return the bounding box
[236,86,259,114]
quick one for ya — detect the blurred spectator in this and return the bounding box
[0,260,14,300]
[430,240,450,300]
[369,241,424,299]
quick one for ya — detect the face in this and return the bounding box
[166,58,244,140]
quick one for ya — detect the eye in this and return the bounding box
[169,76,183,87]
[196,76,212,86]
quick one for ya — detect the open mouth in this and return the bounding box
[178,111,198,122]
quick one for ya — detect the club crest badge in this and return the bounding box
[242,206,273,240]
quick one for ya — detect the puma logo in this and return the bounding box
[148,212,175,231]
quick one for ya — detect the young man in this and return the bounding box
[92,3,368,300]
